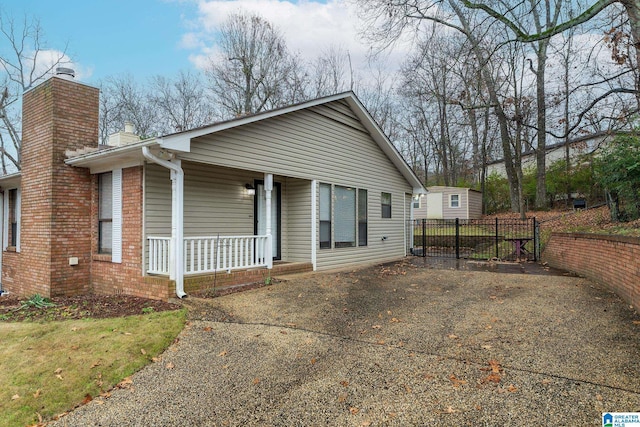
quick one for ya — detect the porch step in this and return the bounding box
[169,262,313,298]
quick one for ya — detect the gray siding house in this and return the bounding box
[67,91,426,298]
[414,186,482,220]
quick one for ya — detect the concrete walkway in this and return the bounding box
[49,261,640,426]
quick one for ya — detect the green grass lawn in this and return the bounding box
[0,310,186,427]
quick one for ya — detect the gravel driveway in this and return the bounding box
[49,260,640,426]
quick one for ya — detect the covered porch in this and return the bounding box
[143,159,317,295]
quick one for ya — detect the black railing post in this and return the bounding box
[422,219,426,257]
[533,217,538,262]
[455,218,460,259]
[495,217,499,259]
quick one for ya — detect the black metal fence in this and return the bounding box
[406,218,539,261]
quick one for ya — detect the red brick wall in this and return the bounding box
[9,77,98,297]
[90,166,170,301]
[543,233,640,312]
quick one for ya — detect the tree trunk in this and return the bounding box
[534,41,548,209]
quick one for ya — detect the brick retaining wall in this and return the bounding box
[542,233,640,312]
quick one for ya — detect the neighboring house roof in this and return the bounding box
[485,130,623,166]
[65,91,426,194]
[427,186,481,194]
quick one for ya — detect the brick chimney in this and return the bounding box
[19,75,99,297]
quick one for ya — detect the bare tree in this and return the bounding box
[98,74,159,141]
[150,70,217,133]
[205,12,298,117]
[0,12,68,172]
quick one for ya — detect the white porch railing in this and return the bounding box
[147,235,271,276]
[148,237,171,275]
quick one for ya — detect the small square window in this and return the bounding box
[381,192,392,218]
[450,194,460,208]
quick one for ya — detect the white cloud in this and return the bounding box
[184,0,410,75]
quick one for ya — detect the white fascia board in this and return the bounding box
[0,173,21,190]
[156,135,191,152]
[65,139,157,172]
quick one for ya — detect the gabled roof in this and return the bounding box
[66,92,426,193]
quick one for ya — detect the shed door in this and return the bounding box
[426,193,443,219]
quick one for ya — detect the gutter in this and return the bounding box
[142,147,187,299]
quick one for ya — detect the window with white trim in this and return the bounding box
[4,188,20,250]
[319,183,331,249]
[319,184,367,249]
[98,172,113,254]
[381,192,392,218]
[412,197,420,209]
[98,170,123,261]
[358,189,367,246]
[450,194,460,208]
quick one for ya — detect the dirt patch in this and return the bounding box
[0,294,180,322]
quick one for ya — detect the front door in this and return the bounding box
[255,181,281,260]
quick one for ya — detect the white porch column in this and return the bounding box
[311,180,317,271]
[142,147,186,298]
[171,160,185,296]
[264,173,273,269]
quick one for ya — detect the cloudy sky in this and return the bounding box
[3,0,404,84]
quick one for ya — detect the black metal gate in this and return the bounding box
[406,218,540,261]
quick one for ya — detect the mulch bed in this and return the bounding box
[0,294,180,322]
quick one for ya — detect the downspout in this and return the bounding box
[142,147,187,298]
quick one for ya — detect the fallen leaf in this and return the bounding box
[404,384,412,393]
[280,330,287,335]
[33,389,42,398]
[372,325,381,329]
[340,380,349,387]
[507,384,518,392]
[377,340,385,345]
[448,334,458,339]
[56,374,64,380]
[449,374,467,387]
[444,406,457,414]
[54,368,63,375]
[90,361,101,369]
[310,358,317,365]
[252,377,261,385]
[633,320,640,325]
[391,318,400,323]
[152,357,160,363]
[118,377,133,389]
[82,394,93,405]
[203,326,213,332]
[218,350,227,357]
[95,400,105,405]
[166,362,174,369]
[11,394,20,400]
[71,327,78,331]
[481,373,501,384]
[140,349,147,355]
[349,407,359,415]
